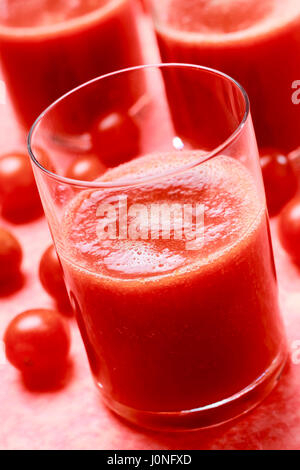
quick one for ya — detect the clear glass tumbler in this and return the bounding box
[28,64,287,431]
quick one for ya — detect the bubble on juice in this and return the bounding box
[103,243,186,276]
[100,149,206,184]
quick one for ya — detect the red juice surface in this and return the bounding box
[59,151,285,412]
[0,0,142,129]
[156,0,300,152]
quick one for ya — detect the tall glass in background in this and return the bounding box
[147,0,300,152]
[0,0,142,130]
[28,64,286,431]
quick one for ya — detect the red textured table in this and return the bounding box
[1,13,300,451]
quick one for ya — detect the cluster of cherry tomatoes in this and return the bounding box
[0,110,141,385]
[0,225,71,383]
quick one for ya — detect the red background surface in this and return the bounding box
[0,12,300,450]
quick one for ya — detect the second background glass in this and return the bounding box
[147,0,300,152]
[0,0,142,130]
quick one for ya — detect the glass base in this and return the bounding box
[98,348,287,432]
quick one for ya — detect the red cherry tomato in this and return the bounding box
[0,152,43,223]
[91,111,140,167]
[39,245,71,312]
[66,154,106,181]
[0,227,22,283]
[4,309,70,373]
[278,197,300,262]
[260,148,298,217]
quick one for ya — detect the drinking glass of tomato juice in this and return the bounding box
[148,0,300,152]
[28,64,287,431]
[0,0,142,131]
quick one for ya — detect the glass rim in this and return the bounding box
[27,63,250,190]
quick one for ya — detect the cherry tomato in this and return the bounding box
[4,309,70,373]
[91,111,140,167]
[0,227,22,283]
[278,197,300,262]
[39,245,71,312]
[0,152,43,223]
[21,359,72,392]
[66,154,106,181]
[260,148,298,217]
